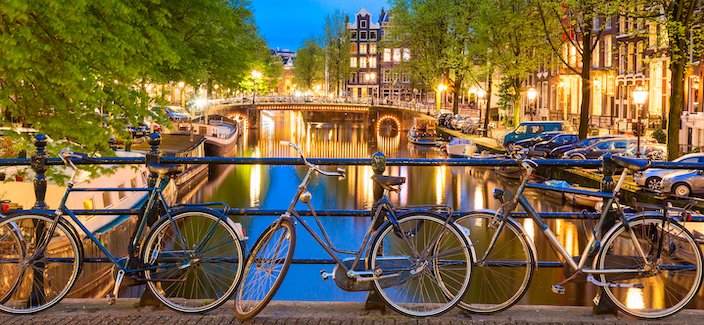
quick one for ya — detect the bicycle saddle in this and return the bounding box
[147,163,184,178]
[611,155,651,172]
[371,175,406,192]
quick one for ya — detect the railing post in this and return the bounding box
[140,132,163,307]
[593,153,617,315]
[31,134,49,209]
[365,151,387,311]
[28,134,49,307]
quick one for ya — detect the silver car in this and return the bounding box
[660,169,704,197]
[634,153,704,190]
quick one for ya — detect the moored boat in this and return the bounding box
[407,117,440,145]
[544,180,602,209]
[191,114,240,157]
[444,137,478,158]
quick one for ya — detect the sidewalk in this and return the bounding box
[2,299,704,324]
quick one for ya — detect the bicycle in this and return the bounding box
[0,150,246,314]
[233,141,473,320]
[451,148,704,319]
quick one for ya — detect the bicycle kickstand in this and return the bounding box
[107,269,125,305]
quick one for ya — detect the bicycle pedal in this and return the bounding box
[320,270,333,281]
[551,285,565,294]
[106,293,116,305]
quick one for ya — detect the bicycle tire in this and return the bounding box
[368,211,472,317]
[0,213,82,314]
[596,215,704,319]
[453,212,535,314]
[234,218,296,321]
[0,222,25,304]
[141,208,245,313]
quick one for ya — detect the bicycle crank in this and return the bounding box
[586,275,645,289]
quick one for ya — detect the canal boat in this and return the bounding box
[191,114,240,157]
[443,137,478,158]
[544,180,602,209]
[407,117,440,145]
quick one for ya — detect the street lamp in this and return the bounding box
[477,89,487,136]
[632,85,648,157]
[178,81,186,108]
[527,87,537,121]
[365,73,376,105]
[437,83,448,112]
[251,70,262,105]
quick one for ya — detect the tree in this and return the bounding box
[0,0,261,153]
[536,0,623,139]
[293,38,325,91]
[322,9,351,96]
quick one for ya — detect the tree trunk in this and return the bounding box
[513,79,521,127]
[667,55,686,161]
[483,74,493,136]
[579,69,591,140]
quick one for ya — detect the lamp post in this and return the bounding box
[178,81,185,108]
[365,73,376,105]
[251,70,262,105]
[437,83,447,113]
[632,85,648,157]
[478,89,487,136]
[527,87,537,121]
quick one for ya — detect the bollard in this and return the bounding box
[29,134,49,307]
[139,132,163,307]
[592,154,617,316]
[365,151,387,311]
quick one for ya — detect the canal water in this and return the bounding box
[188,110,704,308]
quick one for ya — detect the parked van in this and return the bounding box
[502,121,575,148]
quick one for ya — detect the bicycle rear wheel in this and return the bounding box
[234,218,296,321]
[0,213,82,314]
[142,209,245,313]
[453,212,534,313]
[596,216,704,319]
[368,212,472,317]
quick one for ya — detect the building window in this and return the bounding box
[383,70,390,82]
[360,57,367,68]
[393,48,401,61]
[383,48,391,62]
[350,57,357,68]
[361,20,367,28]
[618,44,625,74]
[402,49,410,61]
[650,61,663,116]
[604,36,612,67]
[118,183,126,200]
[636,41,643,72]
[350,43,357,54]
[102,192,112,208]
[350,72,357,84]
[370,43,377,54]
[593,40,600,67]
[593,16,600,30]
[593,78,602,115]
[605,16,611,29]
[359,43,367,54]
[628,42,634,73]
[619,15,625,34]
[370,31,376,40]
[351,31,357,39]
[393,72,399,82]
[369,57,377,68]
[360,31,367,40]
[402,73,410,83]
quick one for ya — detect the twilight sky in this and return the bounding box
[251,0,388,51]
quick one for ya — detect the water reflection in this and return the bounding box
[192,110,612,306]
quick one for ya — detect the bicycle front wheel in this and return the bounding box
[596,216,704,319]
[142,209,245,313]
[234,218,296,321]
[0,213,82,314]
[453,212,534,314]
[369,212,472,317]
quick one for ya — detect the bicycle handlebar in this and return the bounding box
[280,141,346,180]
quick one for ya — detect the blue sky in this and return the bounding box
[251,0,388,51]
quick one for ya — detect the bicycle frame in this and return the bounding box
[486,166,653,276]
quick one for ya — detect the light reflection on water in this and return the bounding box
[189,110,704,308]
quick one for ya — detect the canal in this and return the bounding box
[182,109,704,309]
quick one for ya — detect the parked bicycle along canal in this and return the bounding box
[183,110,704,309]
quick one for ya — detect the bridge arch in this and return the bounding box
[376,115,401,132]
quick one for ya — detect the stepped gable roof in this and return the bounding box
[347,7,381,30]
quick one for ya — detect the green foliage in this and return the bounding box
[293,38,324,90]
[0,0,261,155]
[496,79,518,113]
[652,127,667,144]
[322,9,351,95]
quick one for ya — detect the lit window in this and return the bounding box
[393,49,401,61]
[403,49,410,61]
[350,43,357,53]
[604,36,612,67]
[360,43,367,54]
[83,198,94,210]
[360,57,367,68]
[383,48,391,62]
[369,57,377,68]
[350,57,357,68]
[370,43,377,54]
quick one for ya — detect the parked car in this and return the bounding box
[448,114,470,129]
[563,138,645,159]
[660,169,704,197]
[548,134,629,158]
[454,116,474,131]
[161,106,191,122]
[619,143,667,160]
[528,134,580,157]
[502,121,575,149]
[634,153,704,191]
[514,131,563,149]
[461,117,482,134]
[437,112,453,126]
